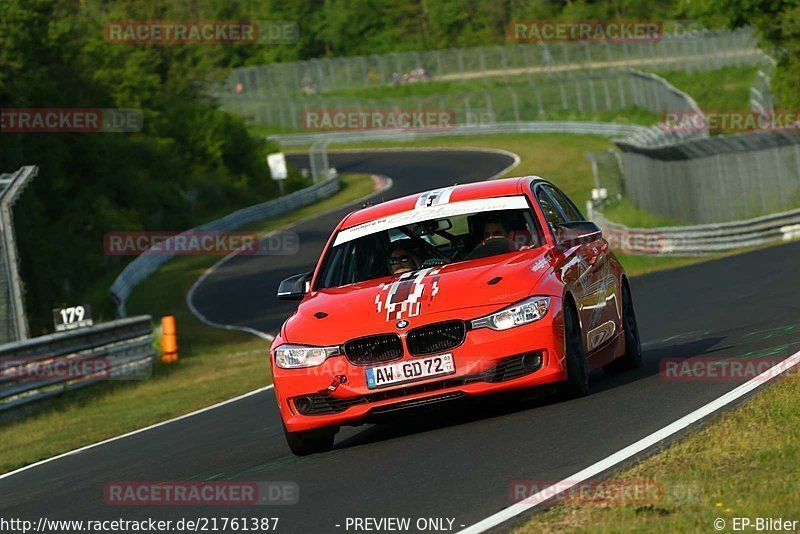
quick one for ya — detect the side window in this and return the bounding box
[547,185,585,222]
[536,187,566,228]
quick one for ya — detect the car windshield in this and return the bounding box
[315,196,542,289]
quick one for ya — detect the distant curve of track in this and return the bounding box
[3,149,799,534]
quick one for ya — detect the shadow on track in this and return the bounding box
[334,335,724,451]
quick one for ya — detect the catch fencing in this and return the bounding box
[217,68,708,134]
[0,315,155,413]
[217,29,759,98]
[614,131,800,224]
[109,176,340,316]
[0,166,36,344]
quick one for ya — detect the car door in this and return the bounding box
[534,184,609,355]
[546,185,621,354]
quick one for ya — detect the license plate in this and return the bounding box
[365,354,455,389]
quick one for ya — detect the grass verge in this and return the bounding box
[0,133,783,475]
[0,172,376,474]
[304,134,714,276]
[515,377,800,533]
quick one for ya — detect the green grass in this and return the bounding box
[0,172,376,474]
[298,133,616,204]
[319,77,529,99]
[294,134,779,278]
[655,66,759,135]
[602,197,683,228]
[516,378,800,533]
[0,127,785,477]
[655,66,757,112]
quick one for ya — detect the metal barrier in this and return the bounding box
[109,177,340,316]
[0,316,156,412]
[615,131,800,223]
[750,57,776,114]
[0,166,36,343]
[269,121,651,146]
[594,207,800,256]
[217,29,760,97]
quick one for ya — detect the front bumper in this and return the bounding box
[273,303,567,432]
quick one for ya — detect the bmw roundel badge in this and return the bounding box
[396,320,409,329]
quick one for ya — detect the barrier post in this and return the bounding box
[161,315,178,363]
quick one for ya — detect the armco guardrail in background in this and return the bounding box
[0,316,156,413]
[269,121,650,146]
[594,208,800,256]
[0,166,37,344]
[109,176,340,317]
[750,56,776,114]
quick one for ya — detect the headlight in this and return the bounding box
[273,344,339,369]
[471,297,550,331]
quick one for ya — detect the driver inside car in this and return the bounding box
[482,219,509,240]
[387,240,420,275]
[470,217,533,257]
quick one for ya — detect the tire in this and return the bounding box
[561,301,590,398]
[604,282,642,374]
[283,422,337,456]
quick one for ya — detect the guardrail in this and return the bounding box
[0,316,156,412]
[269,121,651,146]
[614,69,708,148]
[0,166,37,343]
[750,56,776,114]
[109,176,340,317]
[594,208,800,256]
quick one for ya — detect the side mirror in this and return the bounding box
[277,272,312,300]
[554,221,602,249]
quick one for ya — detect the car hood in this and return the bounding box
[283,249,552,345]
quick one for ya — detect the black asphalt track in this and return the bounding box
[2,150,799,533]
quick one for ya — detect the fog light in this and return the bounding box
[295,396,313,414]
[522,352,543,370]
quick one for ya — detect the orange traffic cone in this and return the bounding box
[161,315,179,363]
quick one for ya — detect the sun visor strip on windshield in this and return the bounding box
[333,195,531,247]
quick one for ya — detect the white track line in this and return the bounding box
[0,385,274,481]
[1,149,517,481]
[186,174,395,340]
[2,175,398,481]
[459,348,800,533]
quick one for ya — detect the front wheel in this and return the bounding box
[560,302,589,398]
[283,422,337,456]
